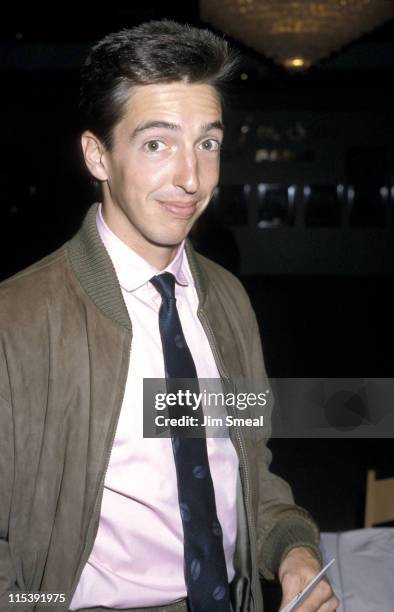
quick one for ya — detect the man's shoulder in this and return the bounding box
[0,243,74,328]
[0,244,69,296]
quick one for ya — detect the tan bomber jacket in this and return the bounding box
[0,204,320,611]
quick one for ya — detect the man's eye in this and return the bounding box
[199,139,221,151]
[143,140,166,152]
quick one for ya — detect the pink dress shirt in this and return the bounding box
[69,204,239,610]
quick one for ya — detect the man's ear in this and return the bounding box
[81,130,109,181]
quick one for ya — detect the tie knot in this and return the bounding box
[150,272,176,302]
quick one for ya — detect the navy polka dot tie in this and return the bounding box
[150,272,232,612]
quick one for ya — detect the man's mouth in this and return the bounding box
[158,200,197,219]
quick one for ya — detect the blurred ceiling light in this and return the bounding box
[200,0,394,70]
[284,57,308,69]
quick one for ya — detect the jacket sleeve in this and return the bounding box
[247,304,322,580]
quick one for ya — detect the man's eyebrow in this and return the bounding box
[130,120,224,139]
[131,121,179,138]
[201,120,224,133]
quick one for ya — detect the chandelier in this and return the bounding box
[200,0,394,70]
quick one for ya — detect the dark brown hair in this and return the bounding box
[79,19,239,149]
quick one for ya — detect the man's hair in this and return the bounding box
[79,20,239,149]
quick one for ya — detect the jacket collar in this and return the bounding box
[66,203,208,330]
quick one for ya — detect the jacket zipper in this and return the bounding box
[197,309,259,612]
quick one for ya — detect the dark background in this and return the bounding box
[1,3,393,606]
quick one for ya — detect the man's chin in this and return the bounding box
[148,220,197,249]
[145,232,187,250]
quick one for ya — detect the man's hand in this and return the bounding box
[278,546,339,611]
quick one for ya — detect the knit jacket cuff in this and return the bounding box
[259,516,322,580]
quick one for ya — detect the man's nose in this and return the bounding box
[173,149,200,194]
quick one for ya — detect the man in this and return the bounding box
[0,20,338,612]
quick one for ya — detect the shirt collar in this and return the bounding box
[96,203,191,292]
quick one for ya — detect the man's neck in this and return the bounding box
[138,242,179,271]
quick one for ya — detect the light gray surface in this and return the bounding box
[320,528,394,612]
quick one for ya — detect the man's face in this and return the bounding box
[89,81,223,260]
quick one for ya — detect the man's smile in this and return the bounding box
[158,200,198,219]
